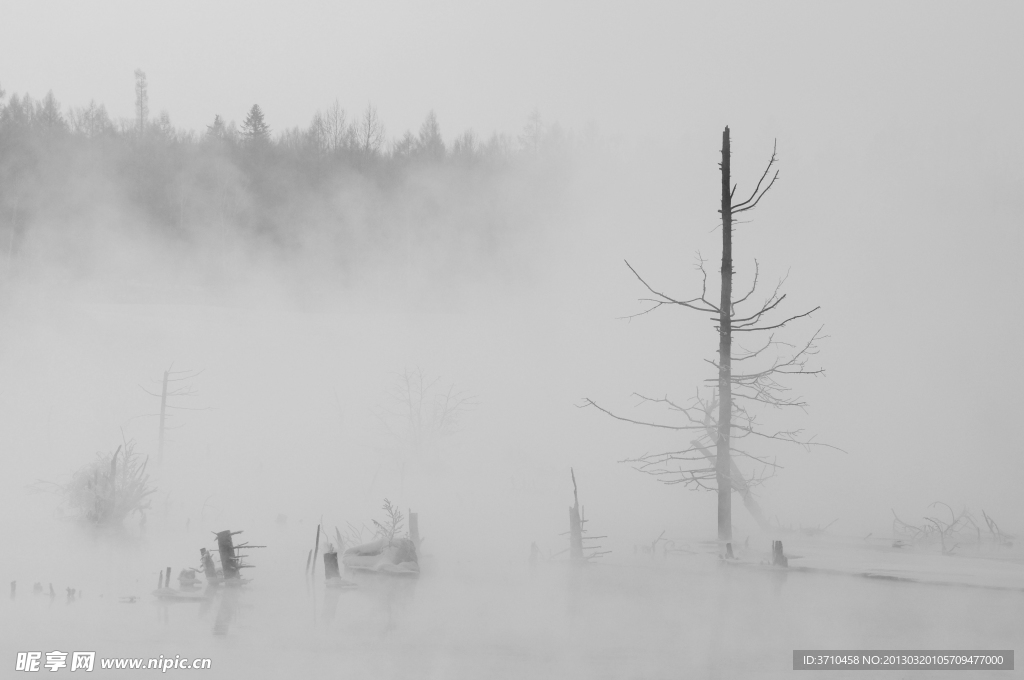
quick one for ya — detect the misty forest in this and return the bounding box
[2,5,1023,678]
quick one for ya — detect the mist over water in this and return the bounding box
[3,4,1024,678]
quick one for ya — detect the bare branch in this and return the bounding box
[730,306,819,333]
[623,260,719,315]
[732,260,760,308]
[579,399,706,431]
[732,293,786,325]
[731,139,778,211]
[732,171,779,214]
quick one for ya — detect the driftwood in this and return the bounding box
[342,537,419,574]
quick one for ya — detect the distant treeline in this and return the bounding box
[0,74,576,279]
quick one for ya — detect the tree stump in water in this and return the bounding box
[772,540,788,567]
[216,530,242,580]
[323,551,340,580]
[200,548,218,580]
[409,512,420,549]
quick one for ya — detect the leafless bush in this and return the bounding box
[61,440,155,526]
[892,503,1012,553]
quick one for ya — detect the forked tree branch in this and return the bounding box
[621,260,719,318]
[730,140,779,215]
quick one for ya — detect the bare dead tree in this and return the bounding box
[356,103,386,156]
[583,127,837,541]
[554,469,609,562]
[309,100,351,157]
[375,368,477,485]
[140,365,208,465]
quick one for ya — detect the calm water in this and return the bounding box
[4,548,1020,679]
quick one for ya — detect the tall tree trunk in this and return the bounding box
[717,127,733,541]
[158,369,169,465]
[569,469,584,561]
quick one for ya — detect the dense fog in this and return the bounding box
[1,3,1022,678]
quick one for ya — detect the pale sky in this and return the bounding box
[2,2,1021,145]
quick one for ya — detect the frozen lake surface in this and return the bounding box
[4,531,1021,679]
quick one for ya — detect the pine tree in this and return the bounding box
[205,114,230,143]
[241,104,270,145]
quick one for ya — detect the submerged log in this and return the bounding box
[342,537,419,575]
